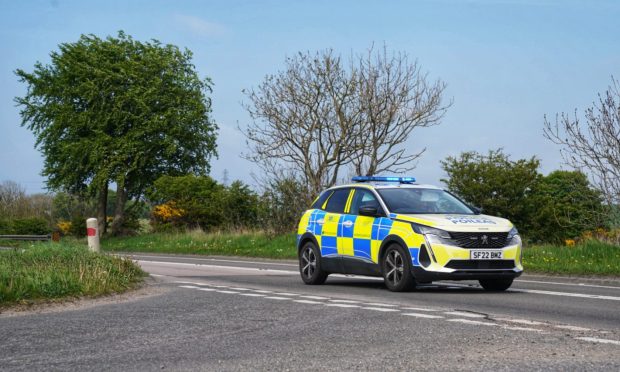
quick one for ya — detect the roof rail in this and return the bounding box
[352,176,416,184]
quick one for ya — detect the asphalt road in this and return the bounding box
[2,253,620,371]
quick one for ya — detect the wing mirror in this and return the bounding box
[359,205,379,217]
[471,206,483,215]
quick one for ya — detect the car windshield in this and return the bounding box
[377,188,474,214]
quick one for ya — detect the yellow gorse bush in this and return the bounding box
[56,220,71,235]
[152,201,185,222]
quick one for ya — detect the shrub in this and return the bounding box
[68,216,87,237]
[11,218,50,235]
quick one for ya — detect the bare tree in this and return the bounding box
[242,50,361,195]
[242,46,448,195]
[544,77,620,210]
[353,45,449,176]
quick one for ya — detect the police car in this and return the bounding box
[296,176,523,292]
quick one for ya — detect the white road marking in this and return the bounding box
[362,307,400,312]
[402,312,444,319]
[253,290,273,294]
[240,293,266,297]
[401,307,443,312]
[325,304,361,308]
[444,311,486,318]
[264,296,291,300]
[132,254,298,267]
[273,292,299,296]
[555,325,591,332]
[501,326,543,333]
[494,318,546,326]
[329,299,360,304]
[149,274,165,277]
[138,260,299,275]
[516,279,620,290]
[514,289,620,302]
[363,303,397,307]
[294,300,323,304]
[447,319,497,327]
[178,285,199,289]
[576,337,620,346]
[215,290,239,294]
[197,288,216,292]
[300,295,330,300]
[230,287,251,291]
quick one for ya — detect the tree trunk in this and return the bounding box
[110,181,128,236]
[96,183,108,236]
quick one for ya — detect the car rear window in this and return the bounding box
[310,190,333,209]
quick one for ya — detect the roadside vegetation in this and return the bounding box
[523,240,620,276]
[102,230,297,259]
[0,245,145,307]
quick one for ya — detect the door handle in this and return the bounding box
[317,219,325,225]
[343,220,353,228]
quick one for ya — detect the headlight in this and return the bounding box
[506,226,521,246]
[411,223,453,245]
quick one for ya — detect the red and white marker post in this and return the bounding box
[86,218,100,252]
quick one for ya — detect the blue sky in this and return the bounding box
[1,0,618,194]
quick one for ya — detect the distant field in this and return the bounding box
[0,245,145,307]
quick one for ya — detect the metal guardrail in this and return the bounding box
[0,235,52,241]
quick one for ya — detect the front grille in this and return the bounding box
[445,260,515,270]
[449,232,508,248]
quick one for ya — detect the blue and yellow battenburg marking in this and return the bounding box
[297,200,425,266]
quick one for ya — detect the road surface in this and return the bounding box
[1,253,620,371]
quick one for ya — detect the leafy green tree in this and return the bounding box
[441,149,540,232]
[15,31,218,236]
[528,171,604,243]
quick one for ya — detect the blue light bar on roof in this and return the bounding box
[352,176,416,183]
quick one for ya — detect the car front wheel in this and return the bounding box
[381,243,416,292]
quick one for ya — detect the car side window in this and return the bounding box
[349,189,381,215]
[310,190,333,210]
[323,188,351,213]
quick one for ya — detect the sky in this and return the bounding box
[1,0,619,194]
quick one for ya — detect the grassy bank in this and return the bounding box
[0,245,146,307]
[523,240,620,276]
[102,230,298,259]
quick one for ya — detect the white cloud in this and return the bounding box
[174,14,227,38]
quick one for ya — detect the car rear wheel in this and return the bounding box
[299,241,328,285]
[479,278,513,291]
[381,243,416,292]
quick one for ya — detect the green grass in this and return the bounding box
[0,243,146,307]
[102,230,298,259]
[523,240,620,276]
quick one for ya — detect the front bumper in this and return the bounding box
[411,241,523,282]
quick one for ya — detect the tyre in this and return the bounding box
[381,243,416,292]
[299,241,328,285]
[479,278,514,291]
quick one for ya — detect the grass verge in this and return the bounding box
[523,240,620,276]
[102,230,298,259]
[0,243,146,307]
